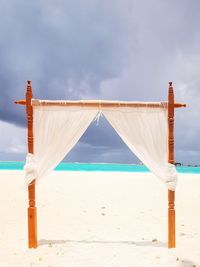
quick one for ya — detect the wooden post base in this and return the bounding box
[28,207,38,248]
[168,209,175,248]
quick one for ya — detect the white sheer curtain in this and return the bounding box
[24,102,177,190]
[102,107,177,190]
[24,105,98,185]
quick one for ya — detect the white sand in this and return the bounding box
[0,170,200,267]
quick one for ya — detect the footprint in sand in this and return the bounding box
[101,206,106,216]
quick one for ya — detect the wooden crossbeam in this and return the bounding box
[15,99,186,109]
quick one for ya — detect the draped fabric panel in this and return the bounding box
[24,101,177,190]
[24,105,98,185]
[102,107,177,190]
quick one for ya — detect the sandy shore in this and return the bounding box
[0,170,200,267]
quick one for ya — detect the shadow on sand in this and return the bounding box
[39,239,167,248]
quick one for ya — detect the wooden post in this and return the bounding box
[168,81,175,248]
[26,80,38,248]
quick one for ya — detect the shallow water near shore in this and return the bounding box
[0,161,200,173]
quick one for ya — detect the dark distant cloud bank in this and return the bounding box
[0,0,200,164]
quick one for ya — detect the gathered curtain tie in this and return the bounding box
[24,153,38,185]
[164,163,178,191]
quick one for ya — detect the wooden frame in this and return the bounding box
[26,81,37,248]
[15,81,186,249]
[168,82,176,248]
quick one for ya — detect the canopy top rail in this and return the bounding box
[15,99,186,109]
[14,80,186,109]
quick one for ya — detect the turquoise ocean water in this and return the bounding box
[0,161,200,174]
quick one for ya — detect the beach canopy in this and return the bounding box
[24,99,177,190]
[15,81,186,249]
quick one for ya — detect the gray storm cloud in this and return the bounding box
[0,0,199,164]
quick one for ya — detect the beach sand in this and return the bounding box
[0,170,200,267]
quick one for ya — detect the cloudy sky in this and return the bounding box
[0,0,199,165]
